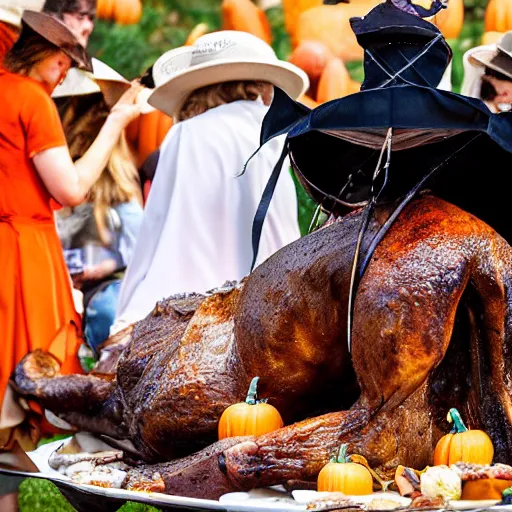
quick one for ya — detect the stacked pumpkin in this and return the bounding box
[96,0,142,25]
[485,0,512,32]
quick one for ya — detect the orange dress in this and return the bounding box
[0,69,83,446]
[0,21,18,61]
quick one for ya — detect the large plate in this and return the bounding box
[2,439,512,512]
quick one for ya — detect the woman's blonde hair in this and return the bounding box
[177,80,273,122]
[58,93,142,245]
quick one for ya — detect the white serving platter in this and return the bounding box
[2,437,512,512]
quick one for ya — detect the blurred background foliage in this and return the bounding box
[90,0,489,91]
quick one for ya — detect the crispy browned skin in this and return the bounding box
[12,195,512,498]
[222,195,512,490]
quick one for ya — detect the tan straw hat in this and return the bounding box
[0,0,44,27]
[469,31,512,81]
[21,10,91,70]
[148,30,309,118]
[52,57,154,113]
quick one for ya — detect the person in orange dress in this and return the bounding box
[0,10,141,455]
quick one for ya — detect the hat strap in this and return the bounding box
[250,141,289,271]
[366,32,445,89]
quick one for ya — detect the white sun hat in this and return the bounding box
[0,0,44,27]
[52,57,154,113]
[468,31,512,81]
[148,30,309,118]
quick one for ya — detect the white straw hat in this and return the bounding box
[148,30,309,118]
[0,0,44,27]
[52,57,154,113]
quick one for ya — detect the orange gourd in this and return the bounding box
[294,1,381,62]
[218,376,284,439]
[482,31,505,46]
[316,57,351,103]
[317,444,374,494]
[289,40,333,80]
[113,0,142,25]
[485,0,512,33]
[96,0,116,20]
[428,0,464,40]
[185,23,209,46]
[221,0,272,44]
[298,94,320,109]
[282,0,323,39]
[461,479,512,500]
[433,408,494,466]
[127,111,173,167]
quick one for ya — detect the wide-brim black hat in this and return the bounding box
[21,10,91,71]
[248,1,512,271]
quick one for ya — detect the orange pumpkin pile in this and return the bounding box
[96,0,142,24]
[218,376,284,439]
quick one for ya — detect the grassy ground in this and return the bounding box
[18,478,161,512]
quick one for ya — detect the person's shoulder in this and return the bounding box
[5,73,47,96]
[181,101,266,139]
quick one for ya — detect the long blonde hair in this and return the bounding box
[58,93,142,245]
[177,80,273,122]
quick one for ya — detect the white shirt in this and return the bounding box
[112,99,300,331]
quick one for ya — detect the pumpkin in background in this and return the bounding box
[185,23,209,45]
[485,0,512,32]
[126,110,173,168]
[96,0,115,21]
[425,0,464,40]
[96,0,142,24]
[433,408,494,466]
[218,376,284,439]
[281,0,323,39]
[221,0,272,44]
[316,57,359,103]
[482,31,505,45]
[317,444,374,494]
[297,94,319,109]
[289,40,334,81]
[294,1,381,62]
[113,0,142,25]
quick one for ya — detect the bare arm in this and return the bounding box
[33,83,142,207]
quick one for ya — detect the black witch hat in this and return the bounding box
[248,1,512,350]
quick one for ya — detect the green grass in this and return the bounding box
[18,479,161,512]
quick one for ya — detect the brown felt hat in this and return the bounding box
[469,31,512,81]
[21,10,91,71]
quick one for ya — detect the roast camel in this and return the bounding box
[13,194,512,498]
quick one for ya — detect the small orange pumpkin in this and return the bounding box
[221,0,272,44]
[482,31,505,46]
[185,23,209,46]
[218,376,284,439]
[113,0,142,25]
[317,444,374,494]
[433,408,494,466]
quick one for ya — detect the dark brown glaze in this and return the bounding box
[221,196,512,490]
[12,195,512,497]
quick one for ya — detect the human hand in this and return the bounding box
[108,81,143,129]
